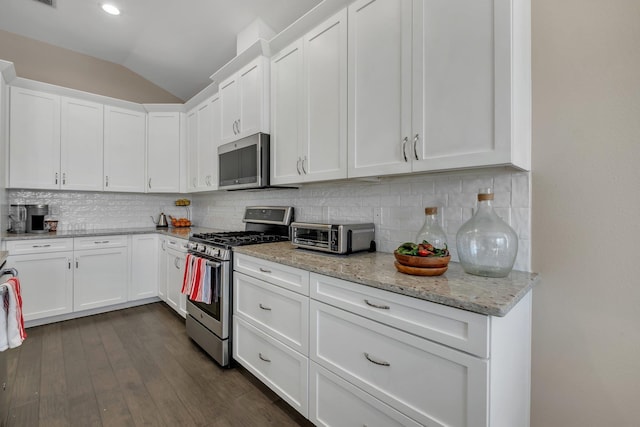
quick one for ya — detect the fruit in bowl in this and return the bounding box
[394,242,450,274]
[170,216,192,227]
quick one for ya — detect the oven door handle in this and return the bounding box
[206,260,221,268]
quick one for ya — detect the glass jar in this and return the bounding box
[415,207,447,250]
[456,188,518,277]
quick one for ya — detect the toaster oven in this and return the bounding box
[291,222,376,254]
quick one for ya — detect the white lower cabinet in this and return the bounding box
[130,234,159,300]
[74,238,129,311]
[233,317,308,415]
[310,299,488,427]
[309,362,421,427]
[233,254,532,427]
[4,238,74,322]
[162,237,188,317]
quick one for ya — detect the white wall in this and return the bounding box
[531,1,640,426]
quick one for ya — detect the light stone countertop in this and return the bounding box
[234,242,539,317]
[0,226,218,242]
[0,251,8,268]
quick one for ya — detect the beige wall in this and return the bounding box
[0,29,183,103]
[531,1,640,426]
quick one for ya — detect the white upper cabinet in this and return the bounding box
[9,87,61,189]
[348,0,531,178]
[104,105,147,192]
[219,56,270,144]
[411,0,531,172]
[271,9,348,185]
[271,40,304,184]
[347,0,413,178]
[147,111,181,193]
[60,97,104,191]
[186,94,220,192]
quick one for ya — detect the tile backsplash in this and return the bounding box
[7,167,531,271]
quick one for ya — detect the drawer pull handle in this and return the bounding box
[364,299,390,310]
[258,353,271,363]
[94,241,110,244]
[259,268,272,273]
[32,244,51,248]
[259,303,272,311]
[364,352,390,367]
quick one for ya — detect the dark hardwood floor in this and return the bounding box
[4,303,312,426]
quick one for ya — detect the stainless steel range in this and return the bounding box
[185,206,294,367]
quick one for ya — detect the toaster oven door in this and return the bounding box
[292,223,334,252]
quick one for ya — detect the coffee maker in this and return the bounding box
[8,204,27,234]
[26,204,49,234]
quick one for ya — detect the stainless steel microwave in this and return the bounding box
[291,222,376,254]
[218,133,270,190]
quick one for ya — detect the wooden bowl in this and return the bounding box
[394,251,450,268]
[394,262,448,276]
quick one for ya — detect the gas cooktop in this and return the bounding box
[190,231,289,247]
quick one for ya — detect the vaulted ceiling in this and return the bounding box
[0,0,321,100]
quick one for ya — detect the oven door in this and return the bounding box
[185,255,230,340]
[291,222,334,252]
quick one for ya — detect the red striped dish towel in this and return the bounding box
[1,277,27,351]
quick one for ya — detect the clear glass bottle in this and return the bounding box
[456,188,518,277]
[415,207,447,250]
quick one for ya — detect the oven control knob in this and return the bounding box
[197,244,205,252]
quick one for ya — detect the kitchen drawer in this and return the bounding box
[4,238,73,255]
[310,300,488,427]
[74,235,128,250]
[309,361,422,427]
[233,316,308,417]
[310,272,490,357]
[234,272,309,354]
[234,253,309,295]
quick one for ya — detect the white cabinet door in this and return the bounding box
[270,40,304,185]
[185,108,199,192]
[302,8,348,182]
[130,234,159,300]
[187,95,220,192]
[165,246,187,317]
[411,0,528,172]
[147,111,181,193]
[347,0,413,178]
[9,87,61,189]
[74,246,129,311]
[60,97,104,191]
[5,252,73,322]
[196,95,220,190]
[219,73,240,144]
[104,106,146,192]
[220,56,269,145]
[238,57,269,138]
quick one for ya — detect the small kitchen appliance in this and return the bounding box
[8,204,27,234]
[151,212,169,228]
[25,204,49,234]
[291,222,376,254]
[186,206,294,367]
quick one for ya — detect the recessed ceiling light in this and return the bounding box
[101,3,120,15]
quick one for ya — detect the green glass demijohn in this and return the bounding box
[455,188,518,277]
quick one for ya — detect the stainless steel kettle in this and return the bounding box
[151,212,169,228]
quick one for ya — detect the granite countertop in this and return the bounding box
[234,242,539,317]
[1,226,217,242]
